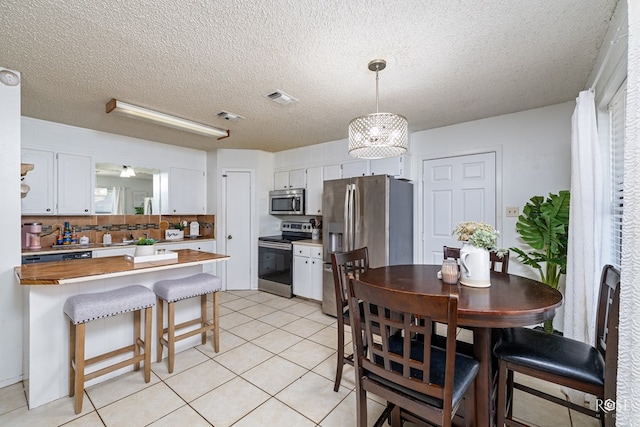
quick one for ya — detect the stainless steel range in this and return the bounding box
[258,221,313,298]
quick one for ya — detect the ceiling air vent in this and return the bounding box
[264,90,298,105]
[216,111,244,121]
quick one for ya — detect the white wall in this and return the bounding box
[0,67,23,387]
[412,101,573,279]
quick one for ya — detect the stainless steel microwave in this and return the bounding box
[269,188,305,215]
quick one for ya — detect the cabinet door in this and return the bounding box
[169,167,206,214]
[289,168,306,189]
[57,153,92,215]
[310,257,323,301]
[293,255,312,299]
[342,160,369,178]
[274,171,289,189]
[305,166,323,215]
[21,149,55,214]
[370,155,411,179]
[323,164,342,181]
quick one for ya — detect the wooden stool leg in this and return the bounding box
[144,306,152,382]
[213,291,219,353]
[74,323,86,414]
[200,294,207,345]
[168,301,176,374]
[156,297,164,363]
[68,321,76,397]
[133,310,141,371]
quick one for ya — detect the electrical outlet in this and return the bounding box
[506,206,519,217]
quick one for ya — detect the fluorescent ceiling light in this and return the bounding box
[106,99,229,139]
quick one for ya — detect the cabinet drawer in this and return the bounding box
[311,247,323,259]
[293,245,310,257]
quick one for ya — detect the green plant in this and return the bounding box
[136,237,156,245]
[452,221,505,255]
[510,190,570,333]
[172,222,185,230]
[134,206,144,215]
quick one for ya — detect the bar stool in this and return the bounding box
[64,285,155,414]
[154,273,222,373]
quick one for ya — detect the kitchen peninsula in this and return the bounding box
[17,249,229,409]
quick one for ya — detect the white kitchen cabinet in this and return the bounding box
[341,160,369,178]
[273,168,306,190]
[305,166,323,215]
[168,167,206,214]
[370,154,411,179]
[57,153,93,214]
[323,164,342,181]
[21,148,55,214]
[292,243,323,301]
[21,149,92,215]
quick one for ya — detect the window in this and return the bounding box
[609,82,626,269]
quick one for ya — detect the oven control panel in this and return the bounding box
[281,222,312,233]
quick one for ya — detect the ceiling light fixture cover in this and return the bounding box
[119,165,136,178]
[106,99,229,139]
[348,60,408,159]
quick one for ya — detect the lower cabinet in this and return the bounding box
[293,244,323,301]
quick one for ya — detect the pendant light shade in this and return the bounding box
[348,60,408,159]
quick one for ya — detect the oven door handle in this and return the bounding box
[258,241,292,250]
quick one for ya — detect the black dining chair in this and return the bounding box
[347,277,479,427]
[494,264,620,427]
[330,247,369,392]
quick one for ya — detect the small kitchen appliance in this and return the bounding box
[22,222,42,250]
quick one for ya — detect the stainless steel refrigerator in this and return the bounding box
[321,174,413,316]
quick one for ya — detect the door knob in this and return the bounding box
[227,235,233,240]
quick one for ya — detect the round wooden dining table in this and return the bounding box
[358,264,563,427]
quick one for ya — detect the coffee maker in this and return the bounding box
[22,222,42,250]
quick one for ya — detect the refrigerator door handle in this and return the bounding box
[344,184,351,252]
[353,183,360,249]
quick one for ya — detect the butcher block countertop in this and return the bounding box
[16,249,229,285]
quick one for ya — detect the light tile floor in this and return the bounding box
[0,290,600,426]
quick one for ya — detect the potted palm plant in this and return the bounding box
[510,190,570,333]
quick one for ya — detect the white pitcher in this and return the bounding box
[459,242,491,287]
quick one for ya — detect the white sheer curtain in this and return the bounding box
[111,186,125,215]
[563,90,603,405]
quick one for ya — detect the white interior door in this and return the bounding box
[422,152,496,264]
[223,170,252,290]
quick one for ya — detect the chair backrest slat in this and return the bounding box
[596,265,621,357]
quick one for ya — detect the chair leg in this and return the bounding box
[156,297,164,363]
[144,306,152,382]
[74,323,86,414]
[133,309,141,372]
[334,316,345,392]
[200,294,207,345]
[355,385,367,427]
[167,301,176,374]
[213,291,220,353]
[68,321,76,398]
[496,360,508,427]
[464,379,476,427]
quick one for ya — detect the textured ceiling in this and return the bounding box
[1,0,618,153]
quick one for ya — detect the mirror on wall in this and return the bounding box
[95,163,160,214]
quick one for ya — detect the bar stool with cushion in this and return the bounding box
[154,273,222,373]
[64,285,156,414]
[494,264,620,426]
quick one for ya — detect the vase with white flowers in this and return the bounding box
[452,221,505,287]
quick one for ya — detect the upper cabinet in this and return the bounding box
[21,149,92,215]
[370,155,411,179]
[305,166,323,215]
[274,168,305,189]
[167,167,206,214]
[341,160,369,178]
[21,149,55,214]
[57,153,92,214]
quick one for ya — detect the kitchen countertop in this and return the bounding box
[16,249,229,285]
[21,237,216,256]
[292,239,322,247]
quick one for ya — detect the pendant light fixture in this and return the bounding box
[348,59,408,159]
